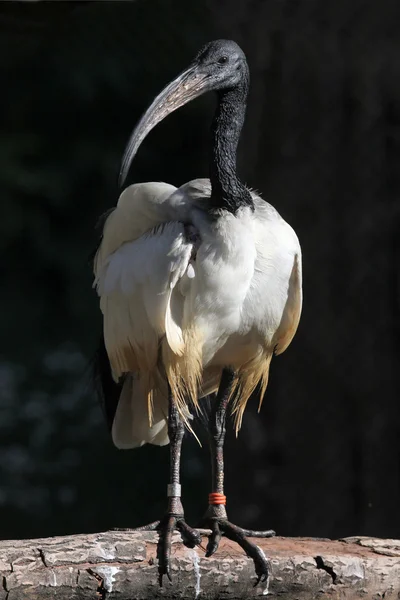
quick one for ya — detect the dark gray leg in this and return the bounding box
[114,386,201,586]
[156,387,201,585]
[203,368,275,585]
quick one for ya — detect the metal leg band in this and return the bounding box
[167,483,181,497]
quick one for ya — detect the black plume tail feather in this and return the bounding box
[194,393,217,430]
[93,334,124,431]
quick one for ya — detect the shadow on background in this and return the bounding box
[0,0,399,541]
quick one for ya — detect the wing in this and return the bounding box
[94,180,204,271]
[94,180,213,380]
[95,220,195,381]
[94,182,178,271]
[93,180,210,446]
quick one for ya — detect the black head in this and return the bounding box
[119,40,248,188]
[193,39,248,92]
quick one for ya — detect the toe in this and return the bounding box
[205,521,222,557]
[252,548,269,586]
[176,520,202,548]
[218,520,270,585]
[241,528,276,538]
[157,515,177,586]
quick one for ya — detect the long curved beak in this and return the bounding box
[119,64,210,189]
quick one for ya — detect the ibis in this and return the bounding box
[94,39,302,585]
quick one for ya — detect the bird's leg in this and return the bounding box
[113,388,201,584]
[156,387,201,585]
[202,368,275,585]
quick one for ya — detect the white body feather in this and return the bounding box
[94,179,302,448]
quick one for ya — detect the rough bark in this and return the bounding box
[0,531,399,599]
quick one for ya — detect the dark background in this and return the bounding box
[1,0,399,543]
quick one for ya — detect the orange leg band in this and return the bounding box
[208,492,227,505]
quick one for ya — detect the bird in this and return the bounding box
[93,39,302,586]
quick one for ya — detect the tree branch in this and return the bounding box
[0,531,399,598]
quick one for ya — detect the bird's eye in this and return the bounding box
[218,56,228,64]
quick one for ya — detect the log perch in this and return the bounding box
[0,530,399,599]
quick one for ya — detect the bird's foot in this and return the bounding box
[156,512,202,585]
[112,513,201,586]
[202,502,275,586]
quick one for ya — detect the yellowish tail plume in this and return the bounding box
[230,351,273,434]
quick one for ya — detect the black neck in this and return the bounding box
[209,68,253,213]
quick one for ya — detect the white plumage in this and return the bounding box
[94,178,302,448]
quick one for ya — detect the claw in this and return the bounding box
[158,569,172,587]
[251,546,269,586]
[158,562,172,587]
[253,565,268,587]
[254,573,267,587]
[205,521,221,557]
